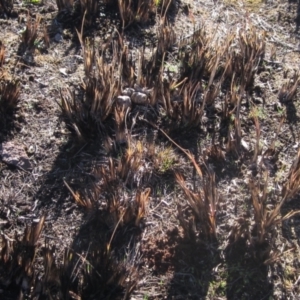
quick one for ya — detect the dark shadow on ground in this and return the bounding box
[48,0,181,58]
[225,236,273,300]
[0,125,150,299]
[283,101,300,143]
[55,211,142,299]
[163,0,181,24]
[167,233,220,299]
[0,109,21,143]
[17,96,180,298]
[292,0,300,32]
[141,226,220,299]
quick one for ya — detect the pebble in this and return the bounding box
[122,88,135,96]
[131,92,148,105]
[54,33,63,43]
[116,95,131,109]
[27,145,36,155]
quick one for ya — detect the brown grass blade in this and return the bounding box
[0,41,5,67]
[135,188,151,226]
[21,14,41,50]
[175,171,218,238]
[64,180,93,209]
[282,147,300,201]
[0,79,20,112]
[142,118,204,178]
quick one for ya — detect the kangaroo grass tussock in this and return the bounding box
[114,103,130,144]
[41,232,138,298]
[176,169,218,239]
[56,0,97,26]
[159,0,174,19]
[21,15,41,51]
[178,26,212,81]
[79,0,98,27]
[64,179,94,209]
[59,56,119,141]
[160,80,206,128]
[42,26,50,49]
[83,41,95,77]
[249,175,282,246]
[126,187,151,226]
[225,24,266,91]
[156,22,176,56]
[56,0,73,11]
[0,217,45,296]
[1,214,139,298]
[282,147,300,201]
[107,183,151,228]
[119,0,155,29]
[66,149,151,225]
[182,82,203,127]
[120,45,135,86]
[278,72,300,103]
[117,141,145,184]
[228,74,240,106]
[41,247,62,298]
[248,174,300,261]
[226,94,242,155]
[136,47,162,90]
[139,23,176,87]
[0,41,4,67]
[0,79,20,113]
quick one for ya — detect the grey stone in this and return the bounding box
[131,92,148,105]
[122,88,135,97]
[0,141,32,171]
[116,95,131,109]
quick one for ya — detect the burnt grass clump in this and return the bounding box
[1,0,300,299]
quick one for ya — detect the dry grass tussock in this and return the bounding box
[282,148,300,202]
[55,0,175,29]
[2,4,300,298]
[227,172,300,264]
[0,0,13,15]
[176,169,219,240]
[0,42,20,118]
[20,15,41,52]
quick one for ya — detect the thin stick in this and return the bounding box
[141,118,205,178]
[107,210,126,252]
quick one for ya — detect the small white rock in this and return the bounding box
[59,68,68,76]
[27,145,36,155]
[241,138,250,151]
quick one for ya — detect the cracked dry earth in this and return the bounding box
[1,0,300,299]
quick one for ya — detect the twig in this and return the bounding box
[107,210,126,252]
[269,36,296,51]
[141,117,205,178]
